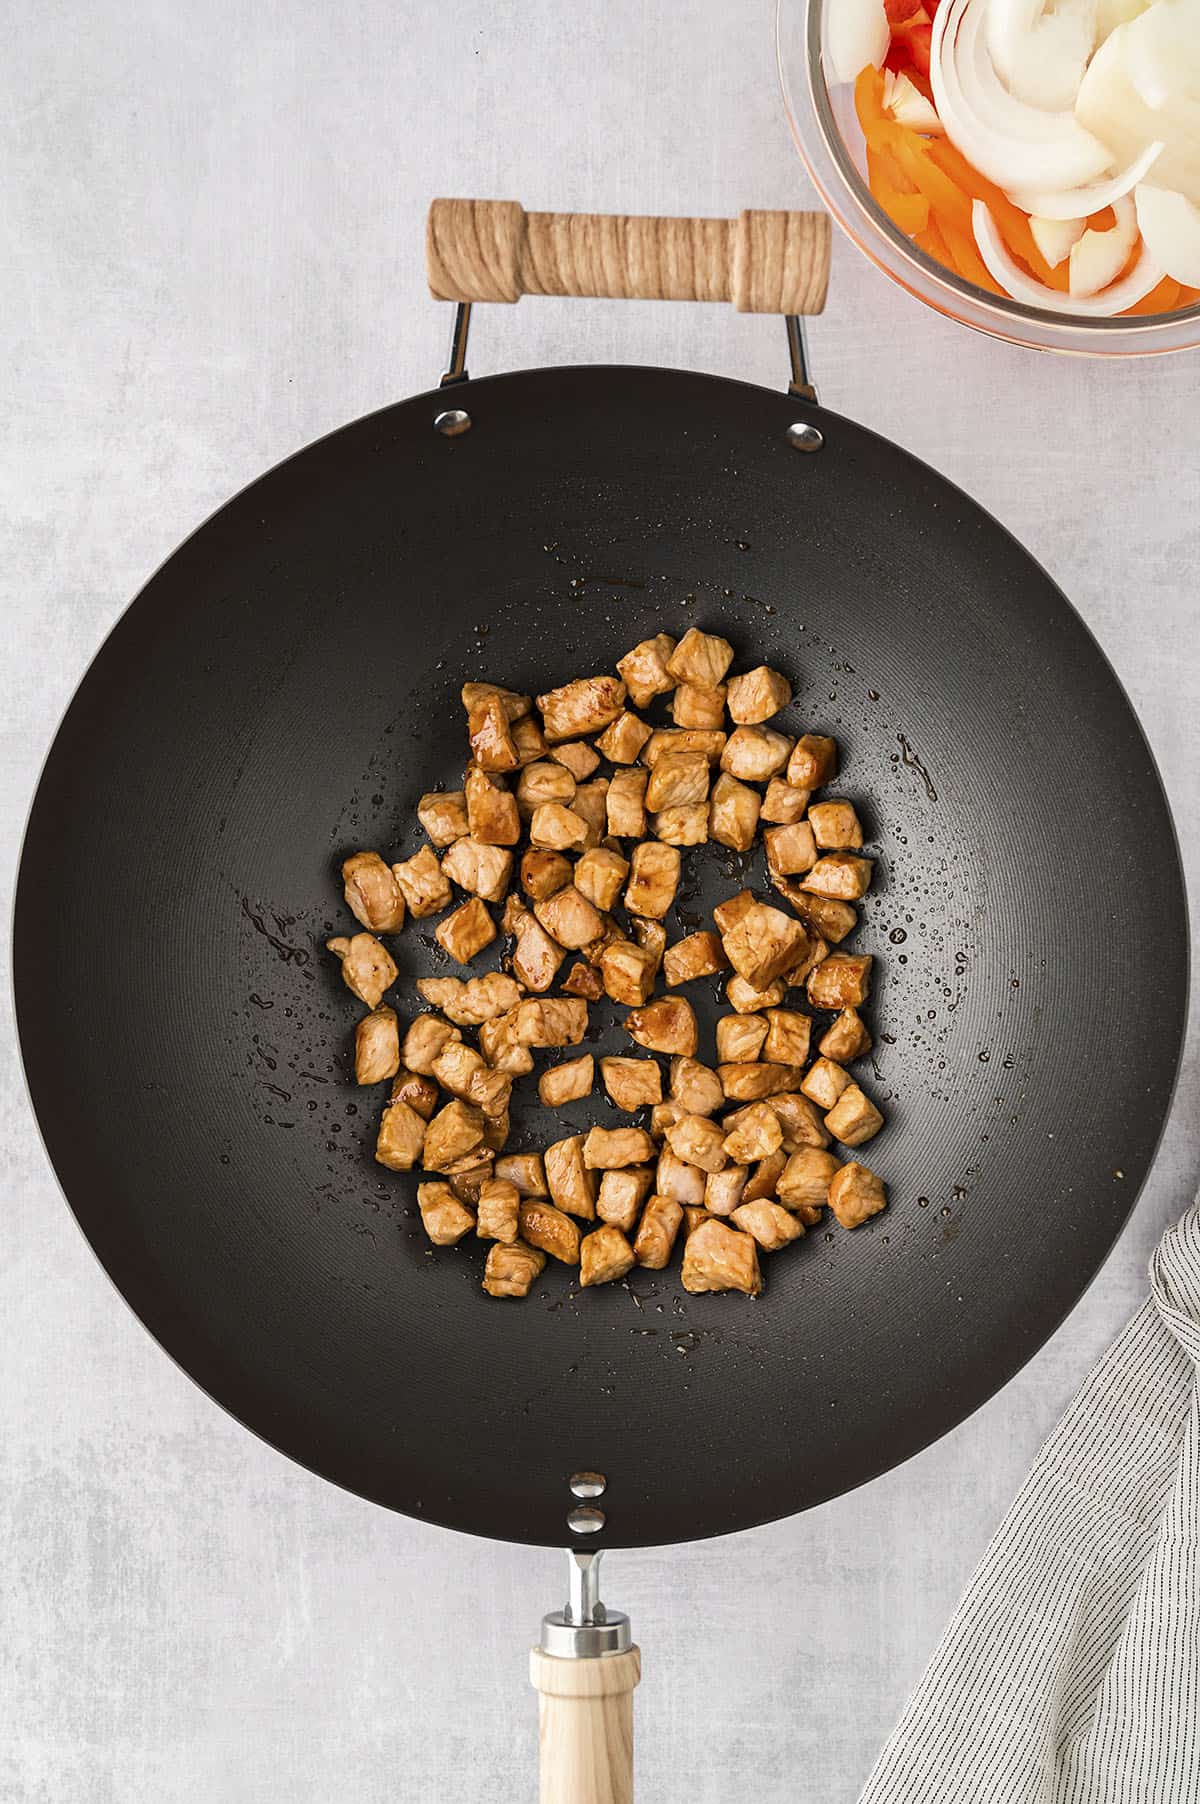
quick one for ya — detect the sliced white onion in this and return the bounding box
[1095,0,1151,37]
[1135,182,1200,285]
[987,0,1096,112]
[1008,139,1163,218]
[972,197,1166,310]
[1076,18,1200,204]
[1068,192,1139,295]
[884,68,944,133]
[932,0,1114,193]
[826,0,890,84]
[1030,214,1086,265]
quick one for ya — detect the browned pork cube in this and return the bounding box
[529,803,588,852]
[721,902,811,987]
[417,790,470,847]
[343,852,406,933]
[533,886,603,951]
[417,974,522,1026]
[720,725,792,781]
[355,1006,400,1084]
[549,739,601,780]
[681,1218,762,1295]
[538,1055,594,1108]
[766,1092,832,1151]
[653,804,708,846]
[771,876,858,946]
[668,1057,724,1117]
[596,710,653,763]
[520,849,572,900]
[580,1225,637,1287]
[616,633,676,707]
[666,627,734,689]
[511,997,588,1047]
[743,1149,787,1202]
[726,665,792,724]
[511,914,566,992]
[375,1098,428,1171]
[575,847,630,913]
[476,1178,521,1243]
[725,974,787,1013]
[461,681,530,722]
[809,799,864,849]
[601,941,658,1007]
[327,933,398,1009]
[827,1161,886,1229]
[478,1013,534,1076]
[634,1195,684,1269]
[819,1007,872,1063]
[760,779,812,824]
[800,1056,853,1111]
[482,1239,546,1297]
[661,932,726,989]
[824,1083,884,1148]
[416,1181,476,1245]
[441,837,512,902]
[467,694,520,772]
[778,1147,841,1212]
[422,1099,487,1172]
[722,1102,783,1164]
[731,1199,803,1251]
[402,1013,460,1073]
[650,1101,686,1139]
[712,889,756,933]
[571,780,610,847]
[802,853,873,901]
[719,1062,803,1102]
[435,897,495,964]
[665,1114,728,1174]
[641,728,726,767]
[537,674,626,742]
[390,1067,438,1120]
[597,1167,654,1233]
[562,959,604,1001]
[624,842,680,919]
[704,1165,749,1215]
[391,845,453,918]
[683,1205,717,1238]
[671,683,727,728]
[645,752,710,812]
[656,1146,706,1206]
[708,772,761,852]
[600,1056,663,1111]
[787,734,837,789]
[494,1152,548,1196]
[764,822,818,876]
[518,1199,582,1263]
[517,760,576,815]
[584,1126,657,1170]
[606,768,649,838]
[626,996,698,1056]
[763,1009,812,1066]
[511,715,548,765]
[544,1135,598,1218]
[716,1013,769,1062]
[807,954,872,1009]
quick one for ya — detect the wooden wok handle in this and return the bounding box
[530,1646,642,1804]
[427,200,830,314]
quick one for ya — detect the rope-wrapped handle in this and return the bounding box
[427,200,830,315]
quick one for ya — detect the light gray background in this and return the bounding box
[3,3,1197,1799]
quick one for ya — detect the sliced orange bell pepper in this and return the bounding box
[925,139,1066,288]
[940,219,1002,293]
[868,146,931,234]
[1121,276,1182,316]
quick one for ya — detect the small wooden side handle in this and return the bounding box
[427,200,830,314]
[530,1646,642,1804]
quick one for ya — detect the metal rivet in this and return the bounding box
[787,422,824,453]
[434,408,472,438]
[567,1505,606,1535]
[569,1471,607,1499]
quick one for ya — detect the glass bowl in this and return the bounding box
[776,0,1200,355]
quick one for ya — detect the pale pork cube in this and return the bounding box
[392,845,453,917]
[534,886,605,951]
[375,1098,428,1170]
[583,1126,657,1170]
[342,852,406,933]
[669,1056,725,1117]
[649,1102,687,1140]
[763,1009,812,1066]
[709,772,761,851]
[719,1062,804,1102]
[802,853,873,900]
[764,822,818,875]
[511,912,566,992]
[722,1102,783,1164]
[807,954,872,1009]
[641,728,726,767]
[787,734,837,789]
[482,1239,546,1297]
[467,694,519,772]
[441,837,513,902]
[571,780,610,847]
[544,1134,598,1219]
[520,849,573,900]
[801,1056,853,1110]
[461,682,530,722]
[518,1199,582,1264]
[575,847,630,913]
[827,1161,886,1229]
[681,1218,762,1295]
[422,1099,487,1172]
[809,799,864,849]
[510,997,588,1046]
[766,1092,832,1151]
[417,974,523,1026]
[538,1055,595,1108]
[476,1178,521,1243]
[704,1165,750,1216]
[416,1181,476,1246]
[606,768,649,837]
[819,1008,873,1063]
[824,1083,884,1148]
[665,1114,728,1174]
[402,1013,461,1074]
[597,1167,654,1233]
[726,665,791,724]
[634,1195,684,1269]
[435,897,495,964]
[624,842,680,918]
[721,902,811,987]
[529,803,588,852]
[600,1056,663,1111]
[327,933,398,1008]
[645,752,710,811]
[517,760,576,815]
[760,779,811,824]
[654,805,708,846]
[537,675,626,742]
[720,725,792,781]
[549,740,601,780]
[777,1148,841,1212]
[663,931,727,988]
[731,1200,803,1251]
[580,1225,637,1287]
[716,1013,769,1062]
[417,791,470,846]
[671,683,726,728]
[656,1146,706,1206]
[725,973,787,1012]
[601,941,658,1006]
[493,1152,548,1196]
[743,1149,787,1202]
[625,996,698,1056]
[666,627,734,689]
[596,710,653,763]
[616,633,676,707]
[354,1006,401,1085]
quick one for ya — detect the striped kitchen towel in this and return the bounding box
[860,1202,1200,1804]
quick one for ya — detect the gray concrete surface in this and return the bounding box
[2,2,1197,1799]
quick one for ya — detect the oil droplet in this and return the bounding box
[918,1196,930,1208]
[978,1050,991,1063]
[889,928,907,944]
[867,689,880,701]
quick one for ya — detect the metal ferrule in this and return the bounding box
[540,1550,632,1659]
